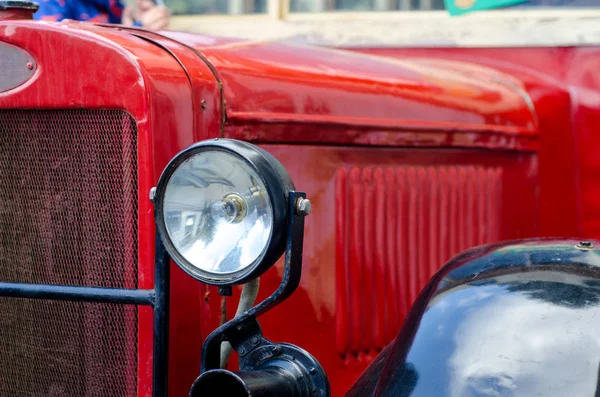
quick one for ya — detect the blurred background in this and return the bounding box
[156,0,600,48]
[164,0,597,16]
[166,0,448,15]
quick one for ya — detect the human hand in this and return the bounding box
[122,0,170,30]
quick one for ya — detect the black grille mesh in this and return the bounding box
[0,110,138,396]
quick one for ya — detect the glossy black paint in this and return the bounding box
[192,343,328,397]
[153,233,171,397]
[0,281,154,305]
[347,239,600,397]
[190,369,297,397]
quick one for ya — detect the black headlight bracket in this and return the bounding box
[191,190,330,397]
[153,140,329,397]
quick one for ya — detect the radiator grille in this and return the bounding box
[0,110,138,396]
[335,166,502,357]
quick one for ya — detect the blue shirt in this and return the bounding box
[34,0,125,24]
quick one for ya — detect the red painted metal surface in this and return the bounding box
[351,47,583,240]
[0,20,221,397]
[162,32,538,151]
[250,146,537,396]
[335,166,502,358]
[2,21,598,397]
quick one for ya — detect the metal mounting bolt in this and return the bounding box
[201,100,207,110]
[149,187,156,202]
[296,198,312,216]
[577,241,594,250]
[239,347,245,355]
[218,286,232,296]
[309,367,317,375]
[251,336,259,344]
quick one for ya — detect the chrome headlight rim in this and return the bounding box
[154,138,295,286]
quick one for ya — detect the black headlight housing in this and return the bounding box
[153,138,295,286]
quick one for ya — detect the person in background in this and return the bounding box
[34,0,170,30]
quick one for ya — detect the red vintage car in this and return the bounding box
[0,1,596,396]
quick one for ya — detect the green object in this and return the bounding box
[444,0,527,16]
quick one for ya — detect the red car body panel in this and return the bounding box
[0,20,221,397]
[354,47,587,238]
[0,18,589,397]
[163,31,538,150]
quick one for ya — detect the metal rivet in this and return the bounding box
[577,241,594,250]
[239,347,245,355]
[218,286,232,296]
[296,198,312,216]
[26,62,33,70]
[149,187,156,202]
[251,336,259,344]
[201,100,207,109]
[309,367,317,375]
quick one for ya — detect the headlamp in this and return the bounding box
[153,139,295,285]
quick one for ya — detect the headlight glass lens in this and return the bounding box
[162,150,273,280]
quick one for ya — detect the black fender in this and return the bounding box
[347,238,600,397]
